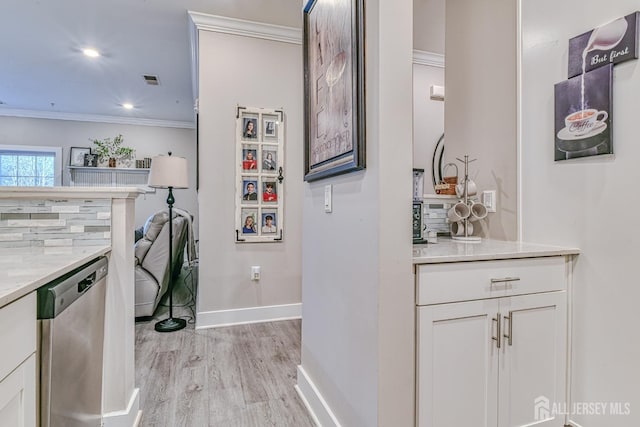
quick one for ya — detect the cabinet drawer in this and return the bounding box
[0,293,36,382]
[416,256,566,305]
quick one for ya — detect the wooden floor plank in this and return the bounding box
[135,290,314,427]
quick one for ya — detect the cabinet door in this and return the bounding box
[417,300,499,427]
[0,353,36,427]
[498,292,567,427]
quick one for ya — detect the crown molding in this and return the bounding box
[188,14,200,104]
[188,11,302,45]
[0,108,195,129]
[413,50,445,68]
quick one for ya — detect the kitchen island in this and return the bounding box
[413,239,579,426]
[0,187,141,427]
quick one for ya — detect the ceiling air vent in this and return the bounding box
[143,75,160,86]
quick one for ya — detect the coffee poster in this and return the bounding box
[568,12,639,78]
[554,64,613,161]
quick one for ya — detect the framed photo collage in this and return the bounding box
[235,107,284,243]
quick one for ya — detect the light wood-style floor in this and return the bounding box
[134,277,315,427]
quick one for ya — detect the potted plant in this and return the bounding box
[90,134,135,167]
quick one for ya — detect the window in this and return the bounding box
[0,145,62,187]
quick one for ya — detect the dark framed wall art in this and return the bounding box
[303,0,365,181]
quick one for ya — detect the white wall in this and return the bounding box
[444,0,517,240]
[520,1,639,425]
[413,0,445,54]
[300,0,414,425]
[196,30,303,318]
[413,63,444,192]
[0,116,198,233]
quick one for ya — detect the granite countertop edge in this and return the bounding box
[0,245,111,309]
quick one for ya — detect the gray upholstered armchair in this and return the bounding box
[134,211,188,318]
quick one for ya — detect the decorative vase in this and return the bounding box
[108,158,116,168]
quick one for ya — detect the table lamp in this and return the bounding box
[148,152,189,332]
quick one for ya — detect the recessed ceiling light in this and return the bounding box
[83,48,101,58]
[122,103,134,110]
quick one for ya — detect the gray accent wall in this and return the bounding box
[444,0,518,240]
[196,30,303,314]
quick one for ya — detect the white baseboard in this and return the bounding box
[132,410,143,427]
[567,420,584,427]
[103,388,141,427]
[295,365,341,427]
[196,303,301,329]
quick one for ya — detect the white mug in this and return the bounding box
[451,221,473,236]
[447,202,471,222]
[455,179,478,198]
[468,201,488,222]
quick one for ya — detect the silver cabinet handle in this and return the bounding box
[492,313,502,349]
[503,311,513,346]
[490,277,521,284]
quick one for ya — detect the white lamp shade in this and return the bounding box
[148,154,189,189]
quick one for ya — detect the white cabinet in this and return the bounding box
[0,354,36,427]
[498,292,566,427]
[416,256,569,427]
[0,293,36,427]
[418,299,499,427]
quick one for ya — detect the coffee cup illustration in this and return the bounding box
[564,109,608,136]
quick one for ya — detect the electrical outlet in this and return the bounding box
[482,190,497,212]
[251,266,260,281]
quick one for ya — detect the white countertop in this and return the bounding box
[0,186,143,199]
[413,239,580,264]
[0,245,110,309]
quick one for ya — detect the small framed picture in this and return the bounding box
[262,181,278,202]
[242,179,258,203]
[242,148,258,171]
[263,115,279,140]
[242,114,259,140]
[83,153,98,167]
[261,210,278,234]
[262,148,277,172]
[241,209,258,235]
[70,147,91,167]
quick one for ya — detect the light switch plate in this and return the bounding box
[482,190,497,212]
[324,185,332,213]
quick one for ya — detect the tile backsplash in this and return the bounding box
[0,199,111,247]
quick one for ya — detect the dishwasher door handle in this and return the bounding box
[78,272,96,293]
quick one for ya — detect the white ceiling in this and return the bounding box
[0,0,302,126]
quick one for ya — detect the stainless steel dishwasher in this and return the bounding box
[37,256,108,427]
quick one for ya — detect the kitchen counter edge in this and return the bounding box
[413,239,580,264]
[0,246,111,309]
